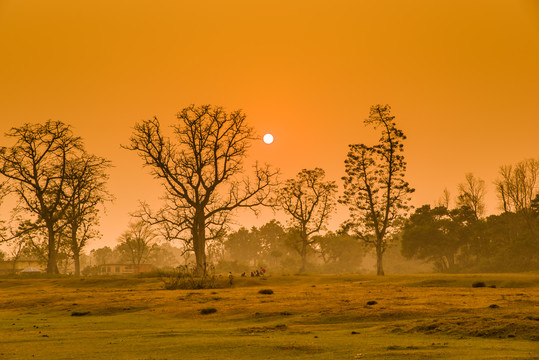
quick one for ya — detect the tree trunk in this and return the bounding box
[72,225,80,276]
[447,253,455,272]
[47,228,59,274]
[376,244,384,276]
[192,210,207,274]
[299,232,308,273]
[73,251,80,276]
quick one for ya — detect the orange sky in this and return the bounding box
[1,0,538,249]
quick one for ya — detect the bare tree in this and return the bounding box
[435,188,451,209]
[124,104,279,272]
[0,179,9,241]
[456,173,486,219]
[495,158,538,234]
[117,221,158,273]
[0,121,83,273]
[62,154,113,275]
[341,105,414,276]
[496,158,538,213]
[279,168,337,272]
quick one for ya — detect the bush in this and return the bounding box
[258,289,274,295]
[200,308,217,315]
[159,264,228,290]
[472,282,486,288]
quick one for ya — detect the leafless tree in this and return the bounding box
[62,154,113,275]
[435,188,451,209]
[341,105,414,276]
[0,121,83,273]
[456,173,486,219]
[117,221,158,273]
[495,158,538,212]
[124,104,279,272]
[279,168,337,272]
[495,158,538,234]
[0,179,9,240]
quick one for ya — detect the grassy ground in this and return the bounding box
[1,273,538,359]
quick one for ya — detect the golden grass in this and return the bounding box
[1,273,538,359]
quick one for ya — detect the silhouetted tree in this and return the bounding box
[401,205,475,272]
[435,188,451,209]
[116,221,158,273]
[125,105,278,273]
[456,173,486,220]
[495,158,538,235]
[481,211,539,271]
[90,246,114,265]
[258,219,288,268]
[315,230,364,272]
[496,158,538,212]
[341,105,414,275]
[225,227,260,266]
[0,179,8,241]
[279,168,337,272]
[148,242,183,268]
[0,121,84,273]
[62,154,112,275]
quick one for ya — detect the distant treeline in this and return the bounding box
[402,165,539,272]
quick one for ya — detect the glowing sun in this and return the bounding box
[263,133,274,144]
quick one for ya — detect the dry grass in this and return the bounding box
[0,273,538,359]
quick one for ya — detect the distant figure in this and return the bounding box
[250,272,254,277]
[255,270,260,277]
[260,267,266,275]
[228,272,233,285]
[241,272,246,277]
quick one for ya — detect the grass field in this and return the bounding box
[1,273,538,359]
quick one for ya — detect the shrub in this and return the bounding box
[258,289,274,295]
[200,308,217,315]
[159,264,227,290]
[71,311,90,316]
[472,282,486,288]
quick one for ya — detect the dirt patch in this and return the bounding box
[239,324,288,334]
[274,344,321,354]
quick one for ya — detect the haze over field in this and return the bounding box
[0,0,538,250]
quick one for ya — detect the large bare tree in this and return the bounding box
[125,104,278,272]
[0,121,83,273]
[341,105,414,276]
[279,168,337,272]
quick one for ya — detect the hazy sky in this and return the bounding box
[1,0,538,249]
